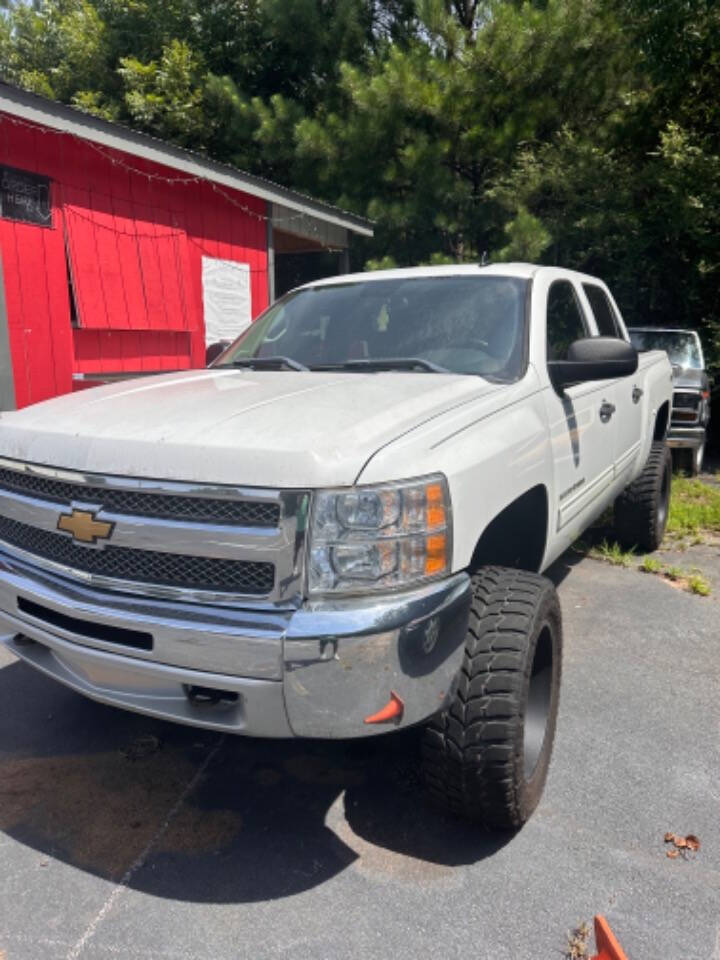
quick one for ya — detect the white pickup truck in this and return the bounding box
[0,264,672,828]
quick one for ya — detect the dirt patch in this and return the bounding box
[0,745,241,878]
[160,805,239,855]
[283,753,366,788]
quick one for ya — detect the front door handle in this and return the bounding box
[599,401,616,423]
[632,385,643,404]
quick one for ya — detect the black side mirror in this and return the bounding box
[548,337,639,391]
[206,341,230,366]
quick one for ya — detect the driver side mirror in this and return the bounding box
[548,337,638,391]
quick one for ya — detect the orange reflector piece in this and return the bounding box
[425,533,447,576]
[426,482,446,530]
[363,690,404,725]
[591,916,629,960]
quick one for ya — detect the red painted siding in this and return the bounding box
[0,112,269,407]
[72,329,193,373]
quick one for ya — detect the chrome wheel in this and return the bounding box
[694,442,705,475]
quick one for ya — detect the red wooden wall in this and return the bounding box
[0,112,269,408]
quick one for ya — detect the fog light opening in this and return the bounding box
[184,684,239,705]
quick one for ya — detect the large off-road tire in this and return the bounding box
[614,441,672,552]
[421,566,562,829]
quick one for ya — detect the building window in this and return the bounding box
[0,164,52,227]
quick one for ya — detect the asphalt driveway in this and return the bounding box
[0,550,718,960]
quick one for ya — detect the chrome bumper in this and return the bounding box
[0,551,471,739]
[667,426,706,449]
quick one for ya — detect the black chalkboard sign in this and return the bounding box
[0,164,52,227]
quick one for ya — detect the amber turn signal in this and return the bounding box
[426,481,446,530]
[424,533,448,576]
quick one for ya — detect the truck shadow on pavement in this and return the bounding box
[0,659,512,903]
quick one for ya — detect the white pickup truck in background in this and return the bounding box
[0,263,672,828]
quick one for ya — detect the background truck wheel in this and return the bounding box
[672,445,704,476]
[421,566,562,829]
[614,441,672,551]
[681,442,705,476]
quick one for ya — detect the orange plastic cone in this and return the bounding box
[591,915,629,960]
[363,690,404,724]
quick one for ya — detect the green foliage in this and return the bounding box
[667,475,720,538]
[495,206,552,263]
[590,539,635,568]
[688,573,711,597]
[1,0,109,101]
[0,0,719,367]
[365,255,399,270]
[119,39,207,145]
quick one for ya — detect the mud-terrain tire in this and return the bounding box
[421,566,562,829]
[614,441,672,552]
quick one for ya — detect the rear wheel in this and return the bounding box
[421,566,562,828]
[614,441,671,552]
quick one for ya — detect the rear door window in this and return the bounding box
[583,284,621,338]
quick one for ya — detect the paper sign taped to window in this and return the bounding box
[202,256,252,345]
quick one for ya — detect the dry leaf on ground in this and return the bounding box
[664,831,701,857]
[566,922,591,959]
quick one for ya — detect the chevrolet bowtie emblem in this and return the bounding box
[57,508,115,544]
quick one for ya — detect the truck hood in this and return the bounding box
[0,368,498,487]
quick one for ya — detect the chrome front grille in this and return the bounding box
[0,458,307,604]
[0,466,280,527]
[0,516,275,596]
[673,391,701,410]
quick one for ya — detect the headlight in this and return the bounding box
[308,475,452,595]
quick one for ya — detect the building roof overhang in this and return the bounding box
[0,81,373,238]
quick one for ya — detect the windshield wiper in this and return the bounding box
[222,356,309,372]
[313,357,449,373]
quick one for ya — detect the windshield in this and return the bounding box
[629,330,704,369]
[214,275,529,379]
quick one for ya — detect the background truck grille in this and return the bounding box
[671,391,701,423]
[0,467,280,528]
[0,516,275,596]
[672,391,701,410]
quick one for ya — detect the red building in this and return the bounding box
[0,82,372,410]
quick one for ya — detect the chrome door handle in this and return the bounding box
[632,386,643,404]
[599,401,616,423]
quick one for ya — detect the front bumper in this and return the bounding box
[666,425,706,450]
[0,551,471,739]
